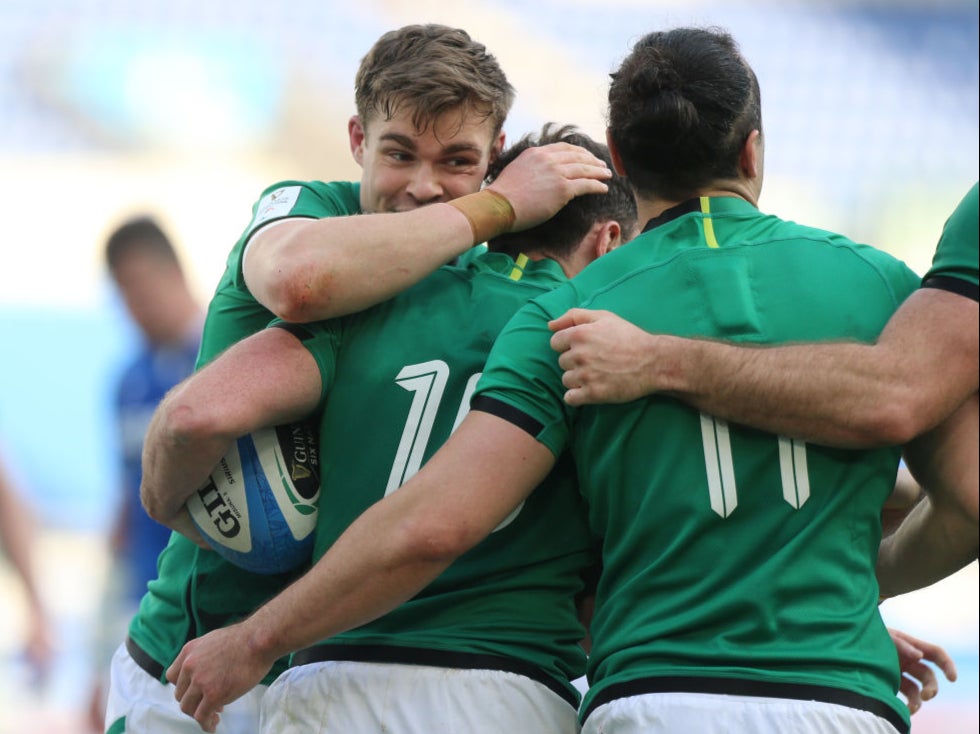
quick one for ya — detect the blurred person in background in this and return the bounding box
[108,24,611,734]
[0,447,54,685]
[86,216,203,732]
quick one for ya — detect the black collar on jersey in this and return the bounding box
[640,198,705,234]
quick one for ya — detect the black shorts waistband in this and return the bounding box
[582,676,907,734]
[125,635,166,683]
[291,643,579,709]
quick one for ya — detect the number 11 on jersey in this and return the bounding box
[700,413,810,518]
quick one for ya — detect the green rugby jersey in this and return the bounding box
[923,182,979,299]
[127,180,361,684]
[283,251,597,704]
[475,196,920,729]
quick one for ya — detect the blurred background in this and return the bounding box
[0,0,976,732]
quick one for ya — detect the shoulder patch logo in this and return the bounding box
[251,186,301,230]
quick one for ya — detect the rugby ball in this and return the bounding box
[186,421,320,575]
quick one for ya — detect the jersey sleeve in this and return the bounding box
[472,289,576,458]
[243,181,360,238]
[922,182,979,301]
[269,319,342,412]
[231,180,361,287]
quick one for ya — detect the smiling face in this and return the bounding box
[349,106,504,214]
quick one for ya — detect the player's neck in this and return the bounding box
[636,183,758,224]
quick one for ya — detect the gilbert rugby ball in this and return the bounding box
[187,421,320,574]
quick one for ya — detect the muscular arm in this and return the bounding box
[243,206,473,322]
[245,143,612,322]
[877,394,979,598]
[550,288,979,447]
[140,328,322,529]
[881,465,924,538]
[166,411,554,732]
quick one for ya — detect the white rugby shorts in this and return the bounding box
[260,659,581,734]
[582,691,902,734]
[104,642,267,734]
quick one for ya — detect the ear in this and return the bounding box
[739,129,762,180]
[605,128,628,176]
[594,220,623,258]
[561,220,623,278]
[349,116,367,166]
[488,130,506,164]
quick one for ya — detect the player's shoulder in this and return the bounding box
[949,181,979,223]
[296,179,361,207]
[253,179,360,215]
[761,213,911,266]
[234,179,362,259]
[780,220,921,303]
